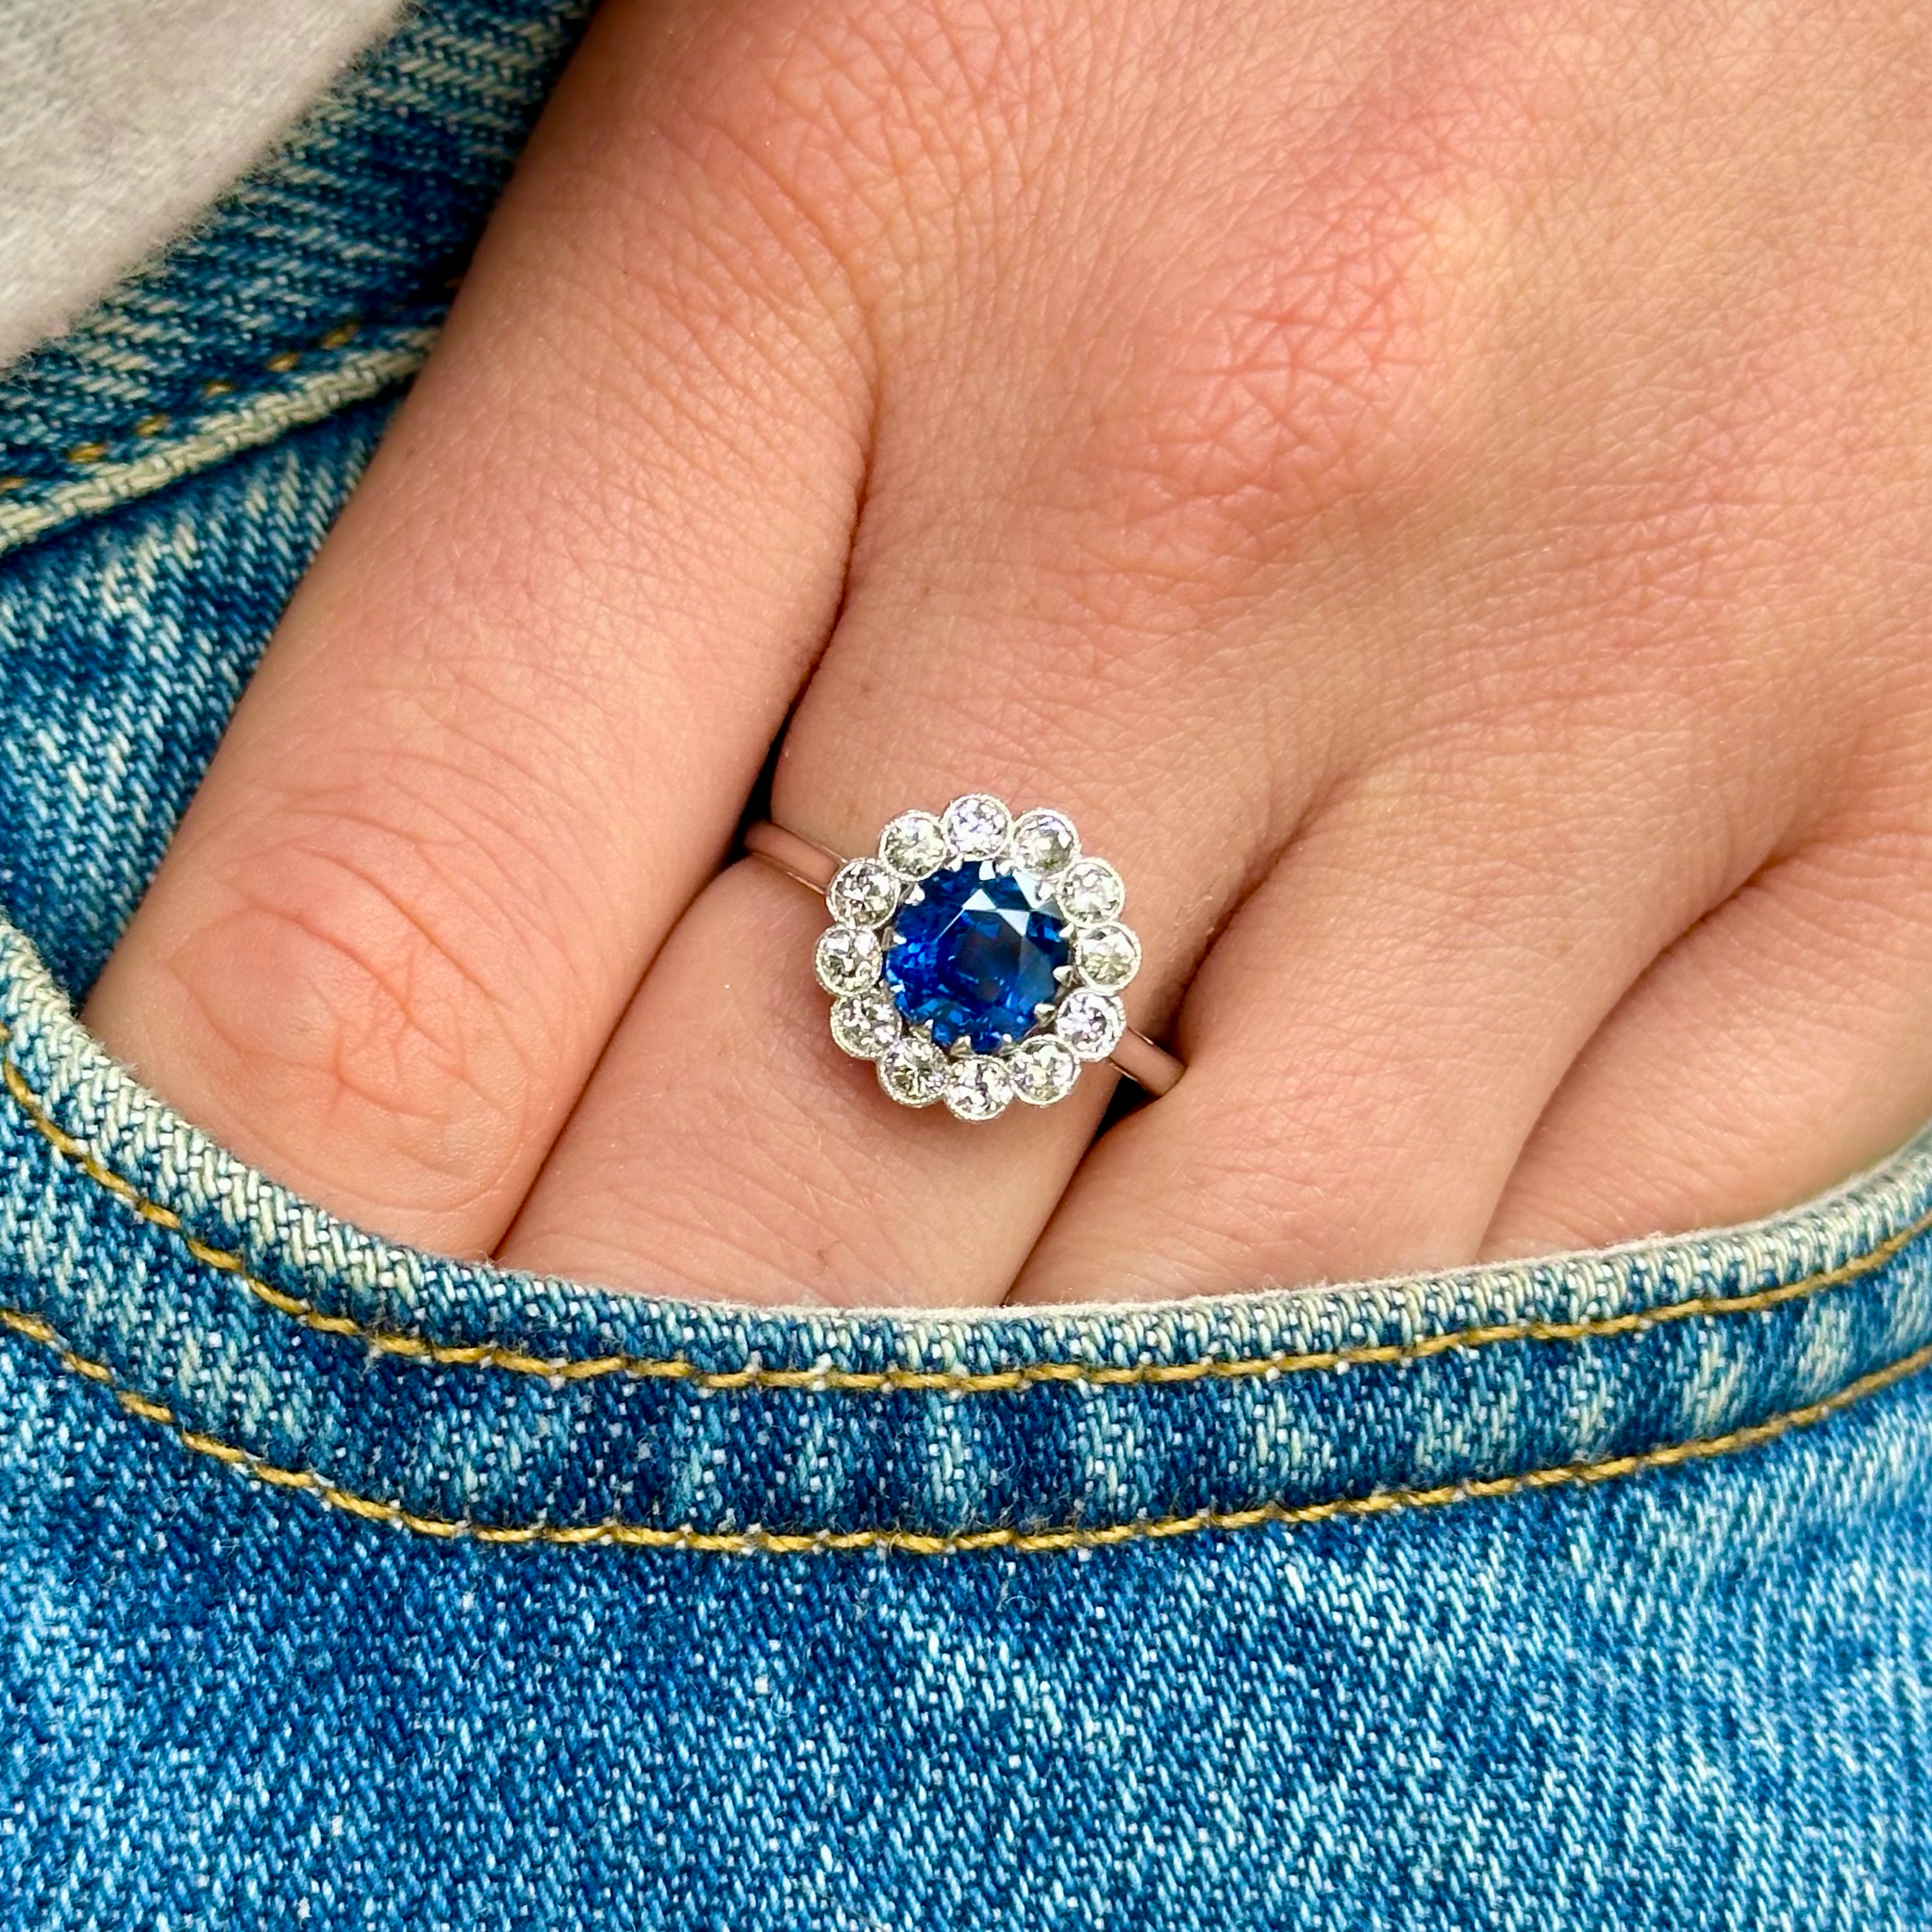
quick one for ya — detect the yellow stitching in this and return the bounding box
[2,1301,1925,1557]
[4,1027,1929,1395]
[3,322,365,482]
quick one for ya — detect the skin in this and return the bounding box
[81,0,1932,1307]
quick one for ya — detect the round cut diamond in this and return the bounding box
[943,1053,1013,1122]
[827,857,901,929]
[1009,808,1078,876]
[878,810,951,879]
[1005,1033,1080,1106]
[1055,858,1124,926]
[879,1033,948,1107]
[941,793,1011,861]
[1073,922,1141,991]
[815,925,883,994]
[885,860,1070,1052]
[1055,988,1126,1061]
[830,987,902,1059]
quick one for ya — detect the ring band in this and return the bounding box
[746,802,1184,1119]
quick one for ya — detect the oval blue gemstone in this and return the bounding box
[884,861,1070,1052]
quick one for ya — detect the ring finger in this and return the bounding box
[492,530,1292,1305]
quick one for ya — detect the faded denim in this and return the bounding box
[1,3,1929,1926]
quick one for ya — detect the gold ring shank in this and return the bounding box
[744,819,1184,1099]
[743,820,844,893]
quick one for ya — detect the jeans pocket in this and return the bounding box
[3,908,1931,1931]
[4,905,1930,1555]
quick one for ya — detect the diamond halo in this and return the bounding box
[814,795,1141,1118]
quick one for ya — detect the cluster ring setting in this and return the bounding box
[746,796,1180,1121]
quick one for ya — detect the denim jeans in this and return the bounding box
[2,4,1929,1926]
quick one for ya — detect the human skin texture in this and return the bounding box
[82,0,1932,1307]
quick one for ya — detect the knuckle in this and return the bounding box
[160,813,551,1224]
[1074,155,1474,571]
[1010,23,1516,602]
[635,0,1492,562]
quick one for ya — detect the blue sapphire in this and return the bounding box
[885,861,1070,1052]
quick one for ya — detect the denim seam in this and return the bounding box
[0,325,434,556]
[3,1298,1926,1556]
[0,320,364,487]
[5,1024,1928,1393]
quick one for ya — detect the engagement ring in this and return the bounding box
[746,796,1183,1121]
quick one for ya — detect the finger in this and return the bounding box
[492,853,1127,1305]
[1481,833,1932,1257]
[492,700,1258,1305]
[493,535,1300,1304]
[490,0,1517,1305]
[1008,752,1766,1302]
[81,0,873,1254]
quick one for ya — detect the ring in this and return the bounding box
[745,795,1184,1120]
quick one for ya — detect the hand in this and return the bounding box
[82,0,1932,1305]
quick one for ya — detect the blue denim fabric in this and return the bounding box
[2,3,1930,1926]
[0,0,593,561]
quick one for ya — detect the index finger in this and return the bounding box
[82,0,874,1253]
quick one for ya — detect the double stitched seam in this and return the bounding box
[2,1300,1926,1556]
[0,321,368,492]
[6,1026,1931,1392]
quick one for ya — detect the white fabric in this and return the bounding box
[0,0,408,370]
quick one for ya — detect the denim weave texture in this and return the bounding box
[0,1,1929,1926]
